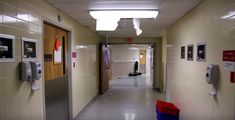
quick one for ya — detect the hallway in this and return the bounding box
[0,0,234,120]
[76,75,165,120]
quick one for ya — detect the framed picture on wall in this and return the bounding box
[187,44,194,61]
[0,34,15,62]
[22,38,37,61]
[197,43,206,62]
[181,46,185,59]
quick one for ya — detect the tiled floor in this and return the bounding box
[76,74,165,120]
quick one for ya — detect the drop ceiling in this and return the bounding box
[46,0,202,38]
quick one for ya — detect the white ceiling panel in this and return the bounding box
[46,0,202,38]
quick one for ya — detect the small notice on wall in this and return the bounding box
[224,62,235,72]
[223,50,235,62]
[54,47,62,64]
[223,50,235,83]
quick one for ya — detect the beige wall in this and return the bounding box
[111,45,139,78]
[167,0,235,119]
[0,0,102,119]
[162,32,167,92]
[107,38,163,90]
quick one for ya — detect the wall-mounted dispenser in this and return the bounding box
[206,64,219,96]
[21,62,33,81]
[21,61,42,91]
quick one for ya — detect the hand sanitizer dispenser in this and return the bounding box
[20,61,42,91]
[206,64,219,96]
[21,62,32,81]
[30,61,42,80]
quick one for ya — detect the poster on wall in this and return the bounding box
[197,43,206,61]
[22,38,37,61]
[187,44,194,61]
[54,47,62,64]
[181,46,185,59]
[0,34,15,62]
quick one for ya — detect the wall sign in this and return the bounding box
[224,62,235,72]
[72,52,77,58]
[22,38,37,61]
[181,46,185,59]
[197,43,206,62]
[44,54,53,62]
[187,44,194,61]
[223,50,235,83]
[231,72,235,83]
[223,50,235,62]
[0,34,15,62]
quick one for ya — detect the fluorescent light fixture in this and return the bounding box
[90,9,158,31]
[96,18,120,31]
[90,10,158,19]
[221,11,235,19]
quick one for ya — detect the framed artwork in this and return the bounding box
[181,46,185,59]
[197,43,206,62]
[0,34,15,62]
[187,44,194,61]
[22,38,37,61]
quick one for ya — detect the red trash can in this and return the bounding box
[156,100,180,120]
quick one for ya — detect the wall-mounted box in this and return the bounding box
[22,38,37,61]
[0,33,15,62]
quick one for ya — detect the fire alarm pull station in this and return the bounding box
[223,50,235,83]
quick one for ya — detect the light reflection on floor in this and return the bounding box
[76,74,165,120]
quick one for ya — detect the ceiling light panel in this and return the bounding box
[89,1,160,10]
[90,10,158,19]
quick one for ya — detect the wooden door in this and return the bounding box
[44,23,68,81]
[44,22,69,120]
[100,44,111,94]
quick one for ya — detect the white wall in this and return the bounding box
[167,0,235,119]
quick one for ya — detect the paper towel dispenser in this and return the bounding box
[30,61,42,80]
[21,61,33,81]
[206,64,219,96]
[20,61,41,91]
[206,64,218,85]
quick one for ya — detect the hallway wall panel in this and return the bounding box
[167,0,235,119]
